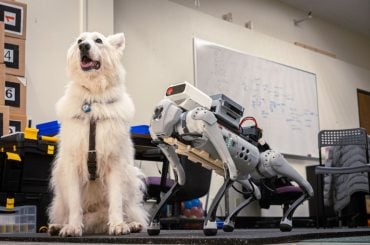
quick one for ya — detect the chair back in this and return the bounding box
[169,155,212,202]
[318,128,369,165]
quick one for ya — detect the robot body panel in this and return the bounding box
[150,99,182,138]
[220,126,261,177]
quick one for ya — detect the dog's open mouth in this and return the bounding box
[80,56,101,71]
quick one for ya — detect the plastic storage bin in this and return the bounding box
[0,130,57,193]
[0,205,36,233]
[0,192,51,232]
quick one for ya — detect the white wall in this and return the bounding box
[19,0,113,125]
[114,0,370,216]
[86,0,114,36]
[19,0,79,124]
[171,0,370,70]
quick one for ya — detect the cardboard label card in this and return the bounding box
[9,113,26,134]
[3,36,24,76]
[0,105,9,136]
[0,22,4,61]
[2,74,26,114]
[0,0,27,39]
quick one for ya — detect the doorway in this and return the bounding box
[357,89,370,132]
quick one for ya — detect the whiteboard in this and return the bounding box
[194,38,319,158]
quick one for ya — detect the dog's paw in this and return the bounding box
[128,222,143,233]
[59,224,83,237]
[48,224,63,236]
[109,223,130,235]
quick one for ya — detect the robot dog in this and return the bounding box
[148,82,314,236]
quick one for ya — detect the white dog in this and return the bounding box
[48,32,148,237]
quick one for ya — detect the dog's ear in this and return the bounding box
[107,33,125,53]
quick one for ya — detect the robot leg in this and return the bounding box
[223,179,260,232]
[279,194,308,232]
[147,182,180,236]
[260,150,314,196]
[187,107,238,180]
[260,150,314,232]
[147,143,185,236]
[203,176,233,236]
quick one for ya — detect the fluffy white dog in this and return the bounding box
[48,32,148,236]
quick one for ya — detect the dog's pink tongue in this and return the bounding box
[81,60,94,69]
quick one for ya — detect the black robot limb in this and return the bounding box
[147,181,181,236]
[254,150,314,231]
[223,178,260,232]
[148,99,185,236]
[203,175,233,236]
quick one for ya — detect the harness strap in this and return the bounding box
[88,120,98,180]
[82,98,118,181]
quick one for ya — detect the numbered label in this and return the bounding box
[0,2,23,36]
[5,87,16,102]
[9,126,16,134]
[4,11,16,26]
[4,49,14,63]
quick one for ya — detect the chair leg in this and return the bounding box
[315,173,327,228]
[147,182,180,236]
[315,173,320,228]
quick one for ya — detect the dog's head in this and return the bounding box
[66,32,126,91]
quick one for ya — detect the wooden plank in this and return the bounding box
[164,137,225,176]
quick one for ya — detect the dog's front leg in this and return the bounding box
[59,165,84,237]
[107,169,130,235]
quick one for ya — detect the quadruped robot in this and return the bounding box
[148,82,314,236]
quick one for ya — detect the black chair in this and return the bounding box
[315,128,370,227]
[258,177,304,213]
[146,155,212,224]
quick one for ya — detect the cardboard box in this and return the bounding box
[2,74,26,114]
[9,112,26,133]
[3,36,24,76]
[0,64,5,105]
[0,105,9,136]
[0,0,27,39]
[0,22,4,62]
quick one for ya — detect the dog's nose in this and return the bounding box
[79,43,91,52]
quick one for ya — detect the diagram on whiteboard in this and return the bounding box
[194,38,319,157]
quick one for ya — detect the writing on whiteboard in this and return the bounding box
[194,38,319,157]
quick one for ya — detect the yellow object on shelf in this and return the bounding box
[24,128,38,140]
[41,136,58,143]
[5,198,14,209]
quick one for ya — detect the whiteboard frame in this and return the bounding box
[193,37,320,158]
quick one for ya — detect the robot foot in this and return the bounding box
[147,222,161,236]
[279,218,293,232]
[203,221,218,236]
[222,221,235,232]
[203,228,218,236]
[279,222,292,232]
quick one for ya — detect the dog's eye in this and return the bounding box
[95,38,103,44]
[77,39,82,44]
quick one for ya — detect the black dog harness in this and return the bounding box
[81,99,117,181]
[88,120,98,180]
[82,102,98,181]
